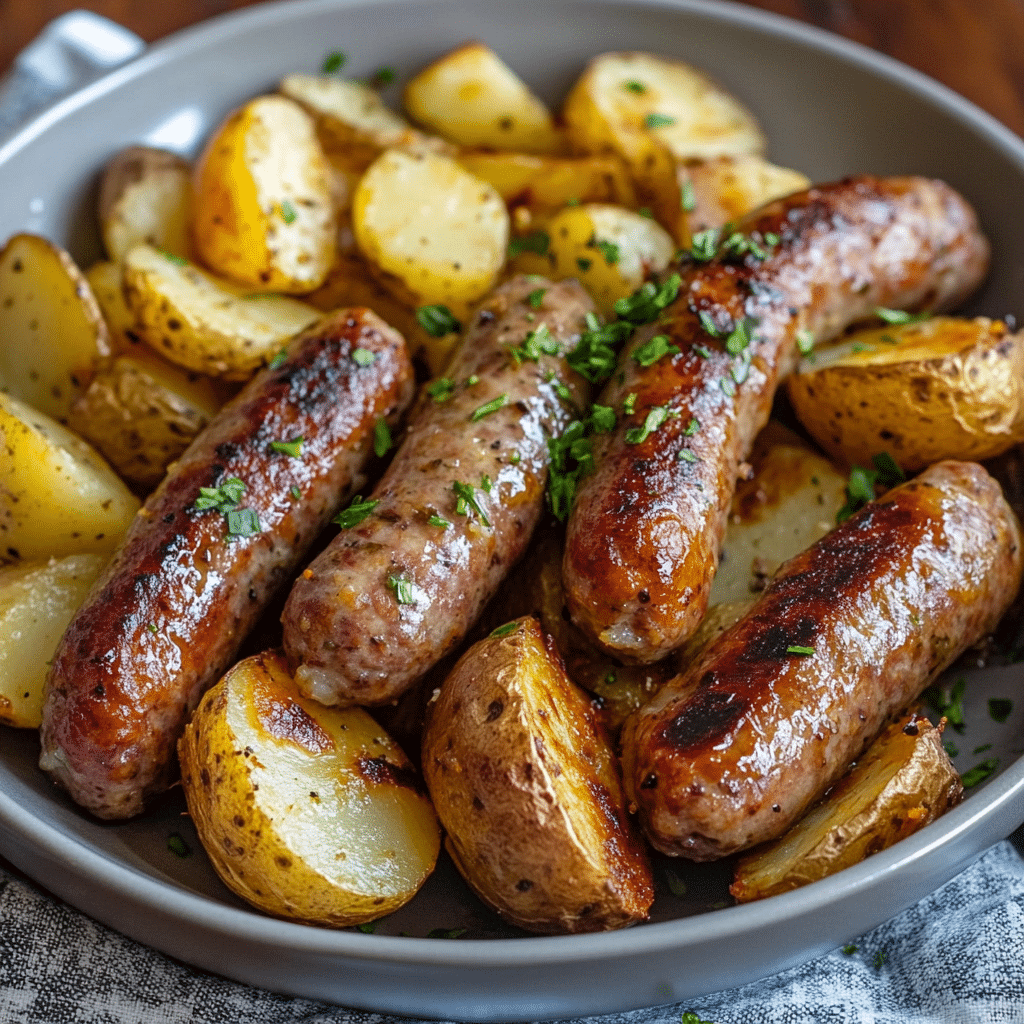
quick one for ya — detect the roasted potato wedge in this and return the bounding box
[405,42,565,154]
[192,95,336,293]
[85,261,144,353]
[180,650,440,927]
[0,553,106,728]
[510,203,674,316]
[0,392,140,560]
[98,146,192,263]
[731,712,962,902]
[352,148,509,320]
[0,233,111,422]
[680,155,810,233]
[122,243,320,379]
[710,421,848,604]
[786,316,1024,471]
[422,616,654,934]
[67,351,225,489]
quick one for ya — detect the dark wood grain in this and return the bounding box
[2,0,1024,134]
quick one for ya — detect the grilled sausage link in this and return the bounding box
[621,460,1022,860]
[282,276,594,707]
[39,309,413,819]
[563,176,990,664]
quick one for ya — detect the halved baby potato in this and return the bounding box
[67,350,226,489]
[0,233,111,422]
[0,553,106,728]
[509,203,674,316]
[404,42,565,154]
[731,711,962,901]
[352,148,509,320]
[98,146,193,263]
[0,392,140,560]
[786,316,1024,471]
[122,243,321,379]
[179,650,440,927]
[191,95,336,293]
[422,616,654,934]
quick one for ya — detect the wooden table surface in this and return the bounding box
[2,0,1024,137]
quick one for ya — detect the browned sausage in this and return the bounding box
[563,176,990,664]
[621,460,1022,860]
[39,309,413,819]
[281,276,594,707]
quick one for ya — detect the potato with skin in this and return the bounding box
[86,261,144,352]
[405,42,566,154]
[98,146,192,263]
[0,554,106,728]
[180,650,440,927]
[0,392,140,560]
[66,351,225,489]
[122,243,321,379]
[0,233,111,422]
[731,712,962,901]
[352,148,509,321]
[191,95,336,293]
[786,316,1024,471]
[422,616,654,934]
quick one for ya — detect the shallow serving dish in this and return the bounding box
[3,0,1024,1019]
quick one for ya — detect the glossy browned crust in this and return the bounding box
[281,276,594,707]
[39,309,413,819]
[563,175,990,663]
[621,460,1022,860]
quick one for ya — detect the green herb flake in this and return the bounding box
[146,623,158,634]
[719,376,736,397]
[268,347,289,370]
[698,310,724,338]
[874,307,928,325]
[595,239,620,265]
[509,323,559,364]
[625,405,670,445]
[664,870,688,897]
[689,229,720,262]
[453,481,491,527]
[880,333,900,345]
[874,950,888,969]
[289,485,302,500]
[508,230,550,259]
[352,347,376,366]
[270,436,303,458]
[622,393,637,416]
[605,672,617,684]
[333,495,379,529]
[527,287,547,309]
[681,179,696,212]
[589,404,617,433]
[510,451,521,465]
[645,112,676,129]
[836,465,879,524]
[872,451,905,485]
[416,304,462,337]
[428,514,450,529]
[466,375,479,386]
[974,743,993,755]
[962,759,1000,789]
[490,622,519,638]
[480,474,493,493]
[924,677,967,733]
[693,344,712,359]
[787,645,815,656]
[796,330,815,356]
[684,418,700,436]
[427,377,456,402]
[678,449,698,463]
[322,51,347,74]
[576,257,593,272]
[725,316,757,355]
[373,418,393,457]
[638,206,654,219]
[623,80,647,94]
[614,273,680,324]
[280,199,298,225]
[386,574,415,605]
[194,477,246,513]
[226,507,261,538]
[367,66,396,89]
[356,922,376,934]
[852,342,875,354]
[680,1013,716,1024]
[989,698,1013,723]
[842,944,859,955]
[470,394,509,422]
[633,333,681,367]
[158,249,188,267]
[167,833,191,858]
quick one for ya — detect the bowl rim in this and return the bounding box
[2,0,1024,975]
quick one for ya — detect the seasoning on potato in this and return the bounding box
[179,650,440,928]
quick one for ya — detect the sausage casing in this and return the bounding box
[282,276,594,707]
[39,309,413,819]
[621,460,1023,860]
[563,176,990,663]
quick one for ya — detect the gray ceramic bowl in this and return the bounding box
[3,1,1024,1019]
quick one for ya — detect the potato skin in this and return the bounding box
[422,616,653,934]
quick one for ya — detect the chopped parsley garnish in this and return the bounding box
[268,347,288,370]
[684,418,700,436]
[638,206,653,219]
[633,334,681,367]
[509,230,550,258]
[678,449,698,463]
[852,342,875,354]
[334,495,379,529]
[490,622,519,638]
[589,404,617,432]
[623,80,647,94]
[453,481,490,527]
[167,833,191,858]
[290,485,302,500]
[146,623,158,634]
[386,574,415,604]
[552,378,573,402]
[924,677,967,733]
[836,453,904,523]
[625,405,670,445]
[872,451,905,485]
[195,477,246,512]
[944,741,960,758]
[874,307,929,325]
[962,758,999,788]
[373,418,392,457]
[270,436,303,458]
[527,287,547,309]
[664,870,688,897]
[842,944,859,955]
[416,304,461,337]
[576,257,592,272]
[355,922,376,934]
[698,310,724,338]
[546,405,616,521]
[644,112,676,129]
[352,347,376,366]
[974,743,993,755]
[510,451,521,465]
[428,514,450,529]
[566,316,631,383]
[874,950,887,969]
[693,344,712,359]
[786,645,815,656]
[280,199,297,225]
[471,394,508,421]
[466,374,479,386]
[719,376,735,397]
[480,474,492,493]
[689,230,719,262]
[159,249,188,266]
[796,329,814,355]
[614,274,681,324]
[427,377,456,402]
[226,507,261,538]
[508,323,559,364]
[366,66,396,89]
[725,316,757,355]
[680,1013,716,1024]
[989,698,1013,723]
[322,51,347,74]
[681,179,696,212]
[595,238,620,265]
[688,227,777,263]
[622,392,637,415]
